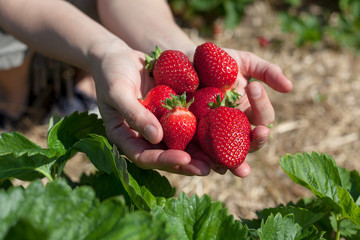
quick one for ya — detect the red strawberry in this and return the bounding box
[139,85,176,119]
[146,46,199,95]
[189,87,241,122]
[189,87,225,121]
[194,42,238,92]
[160,93,197,150]
[197,106,251,169]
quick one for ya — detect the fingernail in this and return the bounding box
[250,84,262,99]
[256,136,268,145]
[144,124,158,143]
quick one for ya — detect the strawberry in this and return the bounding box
[197,106,251,169]
[146,46,199,95]
[189,87,225,121]
[160,93,197,150]
[139,85,176,119]
[189,87,241,122]
[194,42,238,92]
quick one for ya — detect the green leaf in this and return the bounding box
[224,1,240,29]
[337,186,360,225]
[70,135,114,174]
[153,193,250,240]
[47,111,105,152]
[0,180,171,240]
[258,205,327,229]
[112,149,174,210]
[257,213,325,240]
[0,132,42,153]
[0,179,12,190]
[280,152,342,211]
[329,214,360,239]
[189,0,220,12]
[0,132,59,181]
[78,172,131,203]
[65,133,175,210]
[337,166,360,204]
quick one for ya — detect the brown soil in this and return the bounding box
[5,1,360,220]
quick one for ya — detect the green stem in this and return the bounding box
[37,169,54,182]
[335,215,342,240]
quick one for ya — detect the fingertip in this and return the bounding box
[231,162,251,178]
[143,123,163,144]
[158,149,192,166]
[250,125,271,152]
[278,75,293,93]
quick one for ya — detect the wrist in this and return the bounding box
[86,36,130,72]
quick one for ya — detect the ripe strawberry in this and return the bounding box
[194,42,238,92]
[139,85,176,119]
[189,87,225,121]
[160,93,197,150]
[197,106,251,169]
[146,46,199,95]
[189,87,241,122]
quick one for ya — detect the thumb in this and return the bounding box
[104,88,163,144]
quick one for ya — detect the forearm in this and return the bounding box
[0,0,125,71]
[97,0,196,56]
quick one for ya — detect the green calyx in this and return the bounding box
[208,90,241,109]
[162,93,194,110]
[145,46,163,75]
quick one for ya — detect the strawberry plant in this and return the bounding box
[168,0,254,35]
[0,111,359,239]
[278,0,360,51]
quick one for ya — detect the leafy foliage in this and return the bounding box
[168,0,254,35]
[0,112,359,239]
[168,0,360,51]
[277,0,360,51]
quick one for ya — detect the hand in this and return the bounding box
[91,41,212,176]
[92,41,292,178]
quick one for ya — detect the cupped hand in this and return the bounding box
[91,41,212,176]
[92,41,292,178]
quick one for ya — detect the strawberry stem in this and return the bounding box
[162,93,193,110]
[145,46,163,75]
[208,90,241,109]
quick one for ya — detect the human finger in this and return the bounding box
[230,51,293,93]
[230,161,251,178]
[249,125,271,152]
[243,81,275,126]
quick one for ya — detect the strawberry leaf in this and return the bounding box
[337,166,360,204]
[257,205,327,229]
[152,193,250,240]
[0,180,172,240]
[47,111,106,152]
[62,133,175,210]
[280,152,360,227]
[280,152,343,211]
[0,132,59,181]
[256,213,325,240]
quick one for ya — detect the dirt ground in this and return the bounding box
[10,1,360,220]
